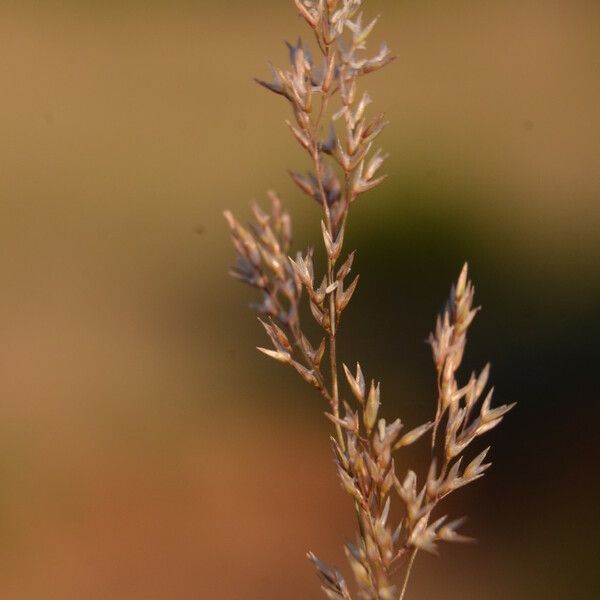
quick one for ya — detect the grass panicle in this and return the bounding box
[225,2,514,598]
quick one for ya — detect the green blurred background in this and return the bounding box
[0,0,598,598]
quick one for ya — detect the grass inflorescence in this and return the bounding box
[225,2,514,598]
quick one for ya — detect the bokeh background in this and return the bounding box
[1,0,599,598]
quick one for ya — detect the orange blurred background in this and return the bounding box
[0,1,598,598]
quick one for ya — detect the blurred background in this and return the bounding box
[1,0,599,598]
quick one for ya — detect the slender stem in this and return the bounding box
[431,367,443,450]
[306,37,346,450]
[309,43,333,232]
[313,29,326,56]
[398,547,418,600]
[312,147,332,219]
[328,258,342,446]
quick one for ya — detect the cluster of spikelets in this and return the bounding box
[224,2,514,599]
